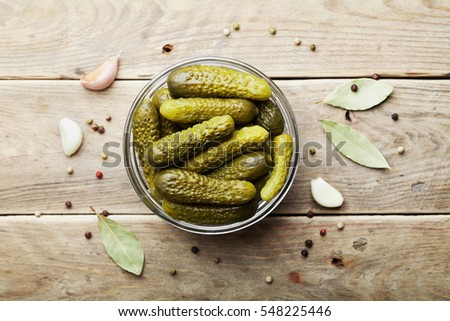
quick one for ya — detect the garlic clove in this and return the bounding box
[59,118,83,157]
[80,52,121,91]
[311,177,344,208]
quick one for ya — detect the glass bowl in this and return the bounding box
[123,57,300,235]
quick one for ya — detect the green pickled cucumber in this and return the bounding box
[148,115,235,168]
[261,134,293,201]
[150,88,181,137]
[167,65,272,101]
[132,98,160,195]
[151,88,172,110]
[207,151,269,181]
[184,125,269,173]
[160,98,258,125]
[162,199,258,226]
[255,100,285,135]
[155,169,256,205]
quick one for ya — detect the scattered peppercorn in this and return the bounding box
[232,22,240,31]
[294,38,301,46]
[307,210,314,218]
[67,166,74,175]
[337,222,345,230]
[169,269,177,276]
[101,209,109,217]
[105,115,112,121]
[391,113,399,121]
[191,246,199,254]
[345,110,352,122]
[372,73,379,80]
[351,84,358,92]
[86,118,93,125]
[214,257,221,264]
[98,126,105,134]
[265,275,273,284]
[268,26,276,35]
[101,152,108,160]
[309,44,316,51]
[397,146,405,154]
[223,28,230,37]
[320,228,327,236]
[308,147,316,155]
[65,201,72,208]
[34,210,42,217]
[301,249,309,257]
[305,239,313,248]
[92,123,99,131]
[85,231,92,239]
[96,171,103,179]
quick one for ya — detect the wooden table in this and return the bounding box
[0,0,449,300]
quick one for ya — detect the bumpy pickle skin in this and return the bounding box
[154,169,256,206]
[160,98,258,125]
[206,151,269,181]
[255,99,285,135]
[132,98,160,196]
[147,115,235,168]
[162,200,258,226]
[260,134,293,201]
[167,65,272,101]
[150,88,181,137]
[184,125,269,173]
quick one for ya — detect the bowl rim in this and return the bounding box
[123,56,300,235]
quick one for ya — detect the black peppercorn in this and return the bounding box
[101,209,109,217]
[85,231,92,239]
[98,126,105,134]
[372,73,379,80]
[191,246,199,254]
[391,113,399,121]
[305,239,313,248]
[301,249,309,257]
[351,84,358,92]
[65,201,72,208]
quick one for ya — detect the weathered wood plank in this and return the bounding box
[0,0,449,79]
[0,215,448,300]
[0,80,448,214]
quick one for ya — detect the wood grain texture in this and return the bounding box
[0,80,448,214]
[0,215,448,300]
[0,0,449,79]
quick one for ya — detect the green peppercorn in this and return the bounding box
[309,44,316,51]
[268,26,276,35]
[309,147,316,155]
[232,23,240,31]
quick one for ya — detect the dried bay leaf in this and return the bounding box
[323,78,393,110]
[320,120,390,169]
[96,212,144,276]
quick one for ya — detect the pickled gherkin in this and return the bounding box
[150,88,180,137]
[160,98,258,125]
[255,99,285,135]
[207,151,269,181]
[184,125,269,173]
[132,98,160,195]
[261,134,293,201]
[147,115,234,168]
[162,200,257,226]
[167,65,272,100]
[154,169,256,206]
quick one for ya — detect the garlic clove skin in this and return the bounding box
[80,52,120,91]
[311,177,344,208]
[59,118,83,157]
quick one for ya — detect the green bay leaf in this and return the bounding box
[320,120,390,169]
[97,214,144,276]
[323,78,393,110]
